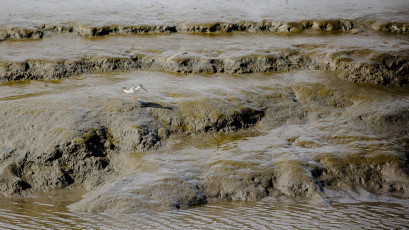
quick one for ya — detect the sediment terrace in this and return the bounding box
[1,31,408,86]
[1,11,409,214]
[1,19,408,42]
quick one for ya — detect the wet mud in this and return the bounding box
[1,70,409,213]
[1,0,409,216]
[1,20,408,42]
[1,48,408,86]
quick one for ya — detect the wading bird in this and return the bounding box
[122,84,148,106]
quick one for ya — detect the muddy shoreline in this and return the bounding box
[1,3,409,214]
[1,49,408,86]
[1,20,408,42]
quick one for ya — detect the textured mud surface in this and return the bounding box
[1,70,408,213]
[1,32,408,86]
[1,0,409,216]
[1,19,408,42]
[1,50,409,86]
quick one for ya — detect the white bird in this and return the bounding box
[122,84,148,106]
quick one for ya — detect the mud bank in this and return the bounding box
[1,70,408,213]
[1,20,408,42]
[1,49,408,86]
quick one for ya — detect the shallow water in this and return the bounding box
[1,32,408,62]
[1,194,408,229]
[1,0,408,28]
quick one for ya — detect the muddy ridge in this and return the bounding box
[0,19,408,42]
[1,49,408,86]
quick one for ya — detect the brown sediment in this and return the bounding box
[1,69,409,211]
[1,14,409,213]
[315,152,409,196]
[0,19,408,42]
[372,22,409,34]
[1,49,408,86]
[0,27,44,41]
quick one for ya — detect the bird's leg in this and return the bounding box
[123,93,126,105]
[132,95,135,107]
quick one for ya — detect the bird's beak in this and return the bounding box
[142,86,148,92]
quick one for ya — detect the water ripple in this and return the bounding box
[1,197,409,229]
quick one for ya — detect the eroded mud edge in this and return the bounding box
[1,49,408,86]
[0,19,408,41]
[2,111,409,211]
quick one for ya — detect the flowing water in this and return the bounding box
[1,32,409,62]
[1,0,409,229]
[1,192,409,229]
